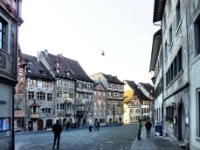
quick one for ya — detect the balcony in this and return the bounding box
[29,113,40,119]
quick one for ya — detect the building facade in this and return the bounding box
[124,80,141,123]
[93,82,106,126]
[39,50,94,127]
[186,0,200,149]
[150,0,190,148]
[14,48,26,131]
[23,53,55,131]
[0,0,23,149]
[90,73,124,123]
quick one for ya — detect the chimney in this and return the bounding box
[37,51,40,62]
[44,49,48,56]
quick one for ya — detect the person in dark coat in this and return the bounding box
[89,124,92,132]
[52,119,62,149]
[145,119,152,138]
[138,119,142,140]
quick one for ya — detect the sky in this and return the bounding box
[19,0,160,84]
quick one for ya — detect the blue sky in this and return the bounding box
[19,0,160,83]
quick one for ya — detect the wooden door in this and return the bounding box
[37,119,43,130]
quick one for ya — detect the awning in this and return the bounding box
[153,0,166,23]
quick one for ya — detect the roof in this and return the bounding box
[30,100,40,107]
[94,81,106,91]
[153,0,166,23]
[139,82,154,93]
[41,51,93,83]
[149,29,162,72]
[102,73,124,85]
[125,80,150,101]
[22,53,55,80]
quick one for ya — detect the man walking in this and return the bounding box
[52,119,62,149]
[138,119,142,140]
[145,118,152,138]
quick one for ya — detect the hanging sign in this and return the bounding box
[0,101,6,105]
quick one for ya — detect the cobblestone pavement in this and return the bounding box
[15,123,184,150]
[130,125,184,150]
[15,124,137,150]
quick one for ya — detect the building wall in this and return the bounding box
[0,0,21,149]
[160,0,189,146]
[186,0,200,149]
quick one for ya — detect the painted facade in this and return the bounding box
[39,50,94,127]
[93,82,106,126]
[90,73,124,123]
[23,53,55,131]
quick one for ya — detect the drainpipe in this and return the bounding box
[13,0,20,149]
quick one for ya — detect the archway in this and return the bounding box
[178,103,185,140]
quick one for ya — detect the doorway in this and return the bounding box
[37,119,44,130]
[178,103,185,140]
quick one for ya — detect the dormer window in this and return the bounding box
[27,68,32,73]
[66,69,70,76]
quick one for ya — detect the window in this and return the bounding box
[14,102,21,110]
[44,81,51,88]
[194,14,200,55]
[63,92,68,98]
[29,79,37,86]
[77,82,82,88]
[0,16,7,51]
[41,107,51,113]
[57,91,62,98]
[60,103,64,110]
[56,80,61,86]
[69,93,73,99]
[47,93,52,101]
[130,109,132,113]
[169,25,172,45]
[62,81,68,86]
[166,48,182,86]
[28,91,34,100]
[176,0,181,27]
[94,91,96,95]
[197,91,200,137]
[165,41,168,58]
[69,82,72,88]
[163,12,166,28]
[37,92,45,100]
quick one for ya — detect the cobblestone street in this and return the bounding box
[15,123,184,150]
[15,124,137,150]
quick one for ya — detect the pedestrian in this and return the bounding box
[89,124,92,132]
[138,119,142,140]
[52,119,62,149]
[145,119,152,138]
[97,121,100,131]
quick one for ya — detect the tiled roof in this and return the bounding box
[22,53,55,80]
[30,100,40,107]
[139,82,154,93]
[102,73,124,85]
[42,51,93,83]
[153,0,166,23]
[125,80,150,100]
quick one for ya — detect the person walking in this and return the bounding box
[97,121,100,131]
[138,119,142,140]
[52,119,62,149]
[89,124,92,132]
[145,118,152,138]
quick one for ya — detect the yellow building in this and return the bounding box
[123,80,141,124]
